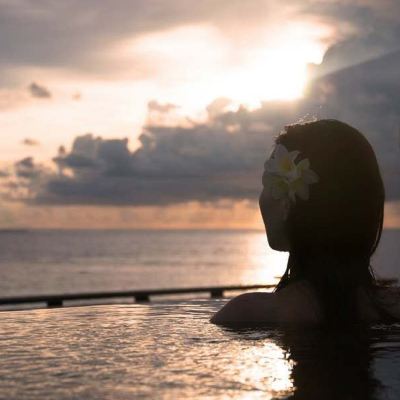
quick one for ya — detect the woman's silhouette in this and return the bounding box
[211,119,400,325]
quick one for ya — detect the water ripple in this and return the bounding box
[1,300,400,399]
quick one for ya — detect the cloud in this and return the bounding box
[304,49,400,199]
[32,116,272,205]
[1,1,400,207]
[22,138,40,146]
[1,156,51,202]
[0,0,265,76]
[28,82,51,98]
[147,100,178,113]
[1,0,399,82]
[14,157,41,179]
[2,40,399,207]
[206,97,233,119]
[305,2,400,78]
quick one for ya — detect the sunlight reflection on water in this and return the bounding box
[0,229,398,299]
[244,232,288,285]
[0,230,289,297]
[1,300,400,399]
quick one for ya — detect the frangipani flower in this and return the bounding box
[264,144,319,203]
[264,143,300,181]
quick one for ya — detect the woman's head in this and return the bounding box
[260,119,384,259]
[259,119,385,321]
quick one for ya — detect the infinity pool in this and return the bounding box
[1,299,400,399]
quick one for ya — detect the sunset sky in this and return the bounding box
[0,0,399,228]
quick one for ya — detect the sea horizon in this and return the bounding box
[0,228,398,300]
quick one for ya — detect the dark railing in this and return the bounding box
[0,284,275,310]
[2,278,396,311]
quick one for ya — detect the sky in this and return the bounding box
[0,0,399,229]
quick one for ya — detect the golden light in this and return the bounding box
[124,21,331,111]
[241,231,289,286]
[232,340,295,398]
[218,43,314,107]
[0,20,333,177]
[214,21,330,107]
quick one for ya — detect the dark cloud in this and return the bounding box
[0,0,272,76]
[28,82,51,98]
[1,0,399,81]
[3,156,49,202]
[34,118,271,205]
[3,41,399,206]
[15,157,41,179]
[304,49,400,199]
[306,3,400,78]
[1,1,400,205]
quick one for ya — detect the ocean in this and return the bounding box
[1,229,400,399]
[0,228,398,297]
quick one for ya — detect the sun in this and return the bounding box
[220,44,317,106]
[216,23,329,107]
[127,22,331,112]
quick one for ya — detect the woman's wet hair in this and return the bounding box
[273,119,389,324]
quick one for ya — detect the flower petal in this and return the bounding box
[289,150,300,162]
[297,158,310,171]
[285,165,301,181]
[302,169,319,184]
[278,155,295,175]
[264,143,318,203]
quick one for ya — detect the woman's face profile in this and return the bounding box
[259,153,291,252]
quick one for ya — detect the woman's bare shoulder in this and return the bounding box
[209,281,321,326]
[209,291,277,325]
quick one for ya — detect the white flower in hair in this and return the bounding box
[264,143,319,203]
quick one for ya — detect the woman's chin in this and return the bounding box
[267,236,289,252]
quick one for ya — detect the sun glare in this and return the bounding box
[127,22,330,111]
[221,44,315,105]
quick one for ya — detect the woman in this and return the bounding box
[210,119,399,326]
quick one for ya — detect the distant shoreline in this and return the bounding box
[0,227,398,232]
[0,228,30,234]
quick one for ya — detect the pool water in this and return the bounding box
[1,299,400,399]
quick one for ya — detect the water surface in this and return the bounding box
[0,229,398,297]
[1,300,400,399]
